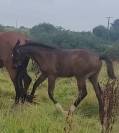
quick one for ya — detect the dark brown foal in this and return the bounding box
[12,41,115,118]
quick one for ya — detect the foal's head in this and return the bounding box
[12,40,26,68]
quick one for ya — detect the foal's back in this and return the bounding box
[35,48,102,78]
[55,49,102,77]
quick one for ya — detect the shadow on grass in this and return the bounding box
[77,102,98,118]
[0,89,14,98]
[0,78,9,83]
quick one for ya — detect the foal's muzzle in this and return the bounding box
[13,63,23,69]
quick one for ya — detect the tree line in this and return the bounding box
[1,19,119,59]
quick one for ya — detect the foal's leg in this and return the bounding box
[17,70,30,103]
[13,78,21,103]
[20,70,32,102]
[69,78,87,113]
[27,74,47,102]
[48,75,57,103]
[20,58,31,91]
[48,75,66,114]
[89,74,104,125]
[23,71,32,91]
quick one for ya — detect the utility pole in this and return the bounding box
[16,18,19,29]
[16,19,18,28]
[106,17,113,41]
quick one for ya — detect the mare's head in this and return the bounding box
[12,40,26,68]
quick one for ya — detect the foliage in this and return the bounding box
[93,25,109,41]
[29,23,106,52]
[0,25,5,32]
[110,19,119,41]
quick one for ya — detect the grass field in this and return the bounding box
[0,63,119,133]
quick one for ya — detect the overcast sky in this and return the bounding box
[0,0,118,31]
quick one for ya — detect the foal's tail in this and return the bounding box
[100,55,116,79]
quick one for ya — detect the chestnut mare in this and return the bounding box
[0,32,31,103]
[12,41,116,124]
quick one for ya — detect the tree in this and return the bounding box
[93,25,108,40]
[0,25,5,32]
[110,19,119,41]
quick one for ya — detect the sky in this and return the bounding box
[0,0,118,31]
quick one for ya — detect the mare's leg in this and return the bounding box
[27,74,47,102]
[89,74,103,124]
[4,61,21,103]
[4,60,27,103]
[69,78,87,113]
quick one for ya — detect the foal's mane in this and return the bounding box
[24,41,57,50]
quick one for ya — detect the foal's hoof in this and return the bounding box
[69,105,76,114]
[63,111,68,116]
[26,95,34,103]
[21,97,26,104]
[15,97,20,104]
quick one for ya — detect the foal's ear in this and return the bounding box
[16,40,20,47]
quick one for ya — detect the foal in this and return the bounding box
[12,41,115,122]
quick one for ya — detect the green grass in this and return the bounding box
[0,63,118,133]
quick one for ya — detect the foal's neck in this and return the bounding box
[20,45,52,56]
